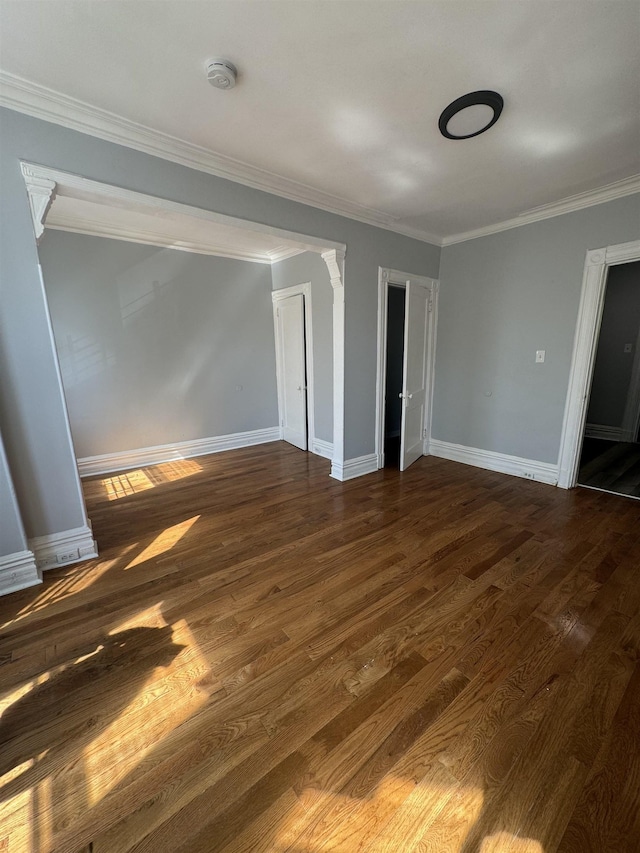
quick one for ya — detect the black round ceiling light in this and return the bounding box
[438,90,504,140]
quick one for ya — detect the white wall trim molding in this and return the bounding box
[3,73,441,246]
[443,178,640,246]
[311,438,334,460]
[19,161,347,258]
[46,218,305,265]
[29,525,98,572]
[0,550,41,596]
[584,424,624,442]
[77,427,282,477]
[322,250,346,473]
[557,239,640,489]
[20,162,57,242]
[331,453,378,482]
[272,283,316,454]
[375,268,439,469]
[428,439,559,486]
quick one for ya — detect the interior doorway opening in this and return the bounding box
[577,259,640,499]
[375,267,439,473]
[383,285,406,468]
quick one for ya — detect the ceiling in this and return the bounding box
[1,1,639,244]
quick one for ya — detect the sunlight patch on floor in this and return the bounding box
[101,458,203,500]
[83,620,212,807]
[480,832,544,852]
[124,515,200,569]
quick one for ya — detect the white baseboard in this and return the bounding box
[584,423,625,442]
[77,427,282,477]
[0,549,42,596]
[428,439,559,486]
[29,524,98,571]
[331,453,378,482]
[311,438,334,460]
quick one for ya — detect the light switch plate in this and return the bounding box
[535,350,546,363]
[624,343,633,354]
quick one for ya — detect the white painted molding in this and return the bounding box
[584,424,624,442]
[2,72,441,246]
[272,284,316,453]
[77,427,282,477]
[20,161,347,258]
[311,438,334,460]
[443,176,640,246]
[0,550,41,596]
[46,218,305,265]
[322,250,346,473]
[557,239,640,489]
[20,161,57,242]
[5,75,638,248]
[331,453,378,482]
[428,439,558,486]
[29,525,98,572]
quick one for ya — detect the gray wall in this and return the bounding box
[39,231,278,458]
[0,431,27,556]
[587,261,640,429]
[271,252,333,443]
[434,194,640,464]
[0,106,439,544]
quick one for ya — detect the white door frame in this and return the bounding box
[375,267,439,469]
[272,283,315,451]
[557,239,640,488]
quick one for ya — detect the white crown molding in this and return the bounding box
[0,71,442,246]
[443,175,640,246]
[45,216,305,265]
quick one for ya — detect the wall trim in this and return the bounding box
[46,219,305,265]
[3,72,441,246]
[311,438,334,460]
[557,239,640,488]
[77,427,282,477]
[331,453,378,482]
[443,177,640,246]
[0,550,42,596]
[428,439,559,486]
[29,525,98,572]
[4,74,638,248]
[584,423,624,442]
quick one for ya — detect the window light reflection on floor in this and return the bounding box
[101,459,202,501]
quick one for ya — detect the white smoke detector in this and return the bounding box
[207,59,237,90]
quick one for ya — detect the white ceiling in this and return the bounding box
[1,0,639,243]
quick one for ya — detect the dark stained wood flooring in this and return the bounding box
[578,437,640,498]
[1,442,640,852]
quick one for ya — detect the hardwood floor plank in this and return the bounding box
[1,444,639,852]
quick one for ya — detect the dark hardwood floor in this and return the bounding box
[578,437,640,498]
[1,443,639,852]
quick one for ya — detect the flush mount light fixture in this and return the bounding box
[207,59,238,90]
[438,90,504,140]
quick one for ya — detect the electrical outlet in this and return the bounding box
[58,551,78,563]
[523,472,535,480]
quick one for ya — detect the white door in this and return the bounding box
[277,294,308,450]
[400,281,429,471]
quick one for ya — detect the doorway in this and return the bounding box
[375,268,439,472]
[272,283,315,452]
[577,260,640,499]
